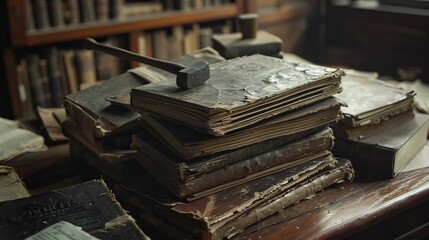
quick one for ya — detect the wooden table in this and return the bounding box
[235,144,429,239]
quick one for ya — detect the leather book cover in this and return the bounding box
[64,72,144,139]
[335,73,415,128]
[135,128,335,199]
[0,179,149,240]
[233,158,355,240]
[133,127,331,182]
[333,113,429,179]
[64,47,226,139]
[332,108,415,140]
[131,54,344,136]
[114,155,352,240]
[136,97,343,159]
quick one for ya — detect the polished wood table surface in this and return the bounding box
[236,145,429,239]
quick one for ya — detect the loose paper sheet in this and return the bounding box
[25,221,100,240]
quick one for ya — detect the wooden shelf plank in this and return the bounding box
[15,5,239,47]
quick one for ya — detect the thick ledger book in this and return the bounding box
[0,179,149,240]
[63,47,226,139]
[334,73,415,140]
[333,113,429,179]
[133,127,333,182]
[138,97,342,159]
[131,54,344,136]
[63,72,144,139]
[115,157,354,240]
[135,128,335,199]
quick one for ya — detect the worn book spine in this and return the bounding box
[26,54,48,107]
[24,0,35,31]
[114,155,341,239]
[49,0,65,27]
[38,58,53,107]
[46,47,65,107]
[33,0,50,29]
[137,128,334,198]
[16,59,35,118]
[215,158,354,240]
[134,126,326,181]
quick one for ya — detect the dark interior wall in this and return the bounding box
[324,3,429,81]
[0,0,12,118]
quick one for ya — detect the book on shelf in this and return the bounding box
[26,54,49,108]
[45,46,66,107]
[333,113,429,179]
[95,0,110,21]
[48,0,65,27]
[131,54,344,137]
[24,0,35,31]
[75,49,97,90]
[60,49,79,94]
[33,0,50,29]
[16,59,35,118]
[333,72,415,140]
[115,156,353,240]
[93,38,122,81]
[79,0,96,23]
[138,97,343,159]
[135,128,335,200]
[65,0,81,25]
[152,29,169,60]
[0,179,150,240]
[38,58,53,107]
[120,0,163,18]
[0,166,30,203]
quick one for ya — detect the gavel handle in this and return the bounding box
[83,38,186,74]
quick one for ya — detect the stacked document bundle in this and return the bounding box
[62,48,226,182]
[124,54,355,239]
[333,72,429,179]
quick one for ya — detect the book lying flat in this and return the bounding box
[138,97,342,159]
[64,47,225,139]
[135,128,334,199]
[64,72,143,139]
[134,126,333,181]
[115,157,353,240]
[335,73,415,128]
[333,113,429,179]
[332,108,415,140]
[0,179,149,240]
[131,54,344,136]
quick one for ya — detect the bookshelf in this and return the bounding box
[1,0,244,119]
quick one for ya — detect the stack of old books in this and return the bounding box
[120,54,355,239]
[333,71,429,179]
[62,47,226,183]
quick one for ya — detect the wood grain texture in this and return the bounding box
[235,166,429,239]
